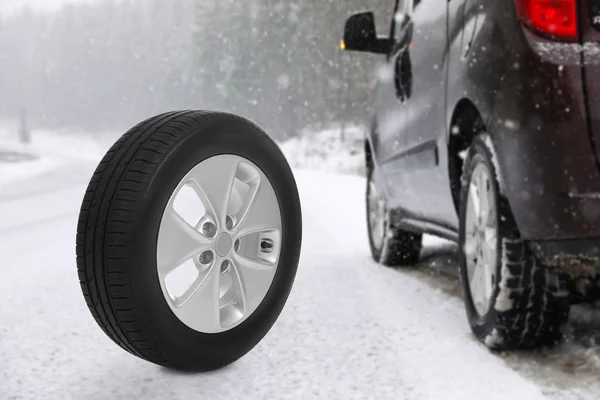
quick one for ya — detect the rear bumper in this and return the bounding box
[489,27,600,241]
[530,238,600,276]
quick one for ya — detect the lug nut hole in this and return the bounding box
[198,250,214,266]
[202,222,217,238]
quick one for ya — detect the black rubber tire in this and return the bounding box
[459,135,570,350]
[76,111,302,371]
[366,166,422,267]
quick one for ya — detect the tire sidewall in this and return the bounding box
[458,136,503,340]
[366,166,384,262]
[127,116,302,368]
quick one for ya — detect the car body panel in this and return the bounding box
[445,0,519,225]
[376,0,454,226]
[490,26,600,240]
[398,0,453,225]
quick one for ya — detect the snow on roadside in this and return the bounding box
[280,125,455,252]
[1,122,364,189]
[0,124,115,161]
[0,154,65,186]
[0,124,116,186]
[280,124,366,176]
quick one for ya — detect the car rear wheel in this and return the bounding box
[366,166,421,267]
[459,135,570,349]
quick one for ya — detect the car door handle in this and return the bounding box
[390,23,413,57]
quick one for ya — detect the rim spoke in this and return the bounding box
[235,176,281,237]
[231,253,275,312]
[176,262,222,331]
[484,226,497,247]
[481,243,496,298]
[470,262,484,305]
[188,157,239,230]
[464,238,477,259]
[469,181,480,218]
[466,187,478,232]
[478,179,490,224]
[485,197,496,228]
[157,206,212,277]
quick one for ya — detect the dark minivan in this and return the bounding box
[343,0,600,349]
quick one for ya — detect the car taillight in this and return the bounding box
[515,0,578,39]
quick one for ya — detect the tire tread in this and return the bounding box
[76,110,217,368]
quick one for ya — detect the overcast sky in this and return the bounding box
[0,0,98,15]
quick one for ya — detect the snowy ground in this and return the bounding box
[1,128,599,399]
[280,124,366,176]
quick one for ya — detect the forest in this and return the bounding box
[0,0,394,139]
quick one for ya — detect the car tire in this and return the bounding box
[366,166,422,267]
[76,111,302,371]
[458,135,570,350]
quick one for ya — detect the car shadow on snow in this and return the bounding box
[403,241,600,396]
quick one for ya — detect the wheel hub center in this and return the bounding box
[215,233,233,257]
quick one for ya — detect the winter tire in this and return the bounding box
[366,166,422,266]
[76,111,302,371]
[459,135,569,350]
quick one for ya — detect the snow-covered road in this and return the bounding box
[1,154,599,400]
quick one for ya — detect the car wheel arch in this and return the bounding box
[448,98,486,214]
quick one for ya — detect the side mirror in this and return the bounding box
[342,12,392,54]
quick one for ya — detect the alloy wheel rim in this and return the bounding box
[156,155,282,333]
[465,163,498,317]
[368,175,386,250]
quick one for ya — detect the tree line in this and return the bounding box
[0,0,393,139]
